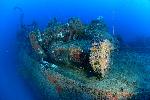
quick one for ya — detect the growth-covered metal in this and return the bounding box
[17,17,150,100]
[27,17,116,78]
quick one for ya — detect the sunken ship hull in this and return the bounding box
[17,17,150,100]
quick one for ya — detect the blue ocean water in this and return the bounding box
[0,0,150,100]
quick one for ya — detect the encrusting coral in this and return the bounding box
[27,17,116,78]
[89,39,114,77]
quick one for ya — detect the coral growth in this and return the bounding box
[89,39,114,77]
[69,48,82,62]
[27,17,116,78]
[29,31,46,58]
[17,16,150,99]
